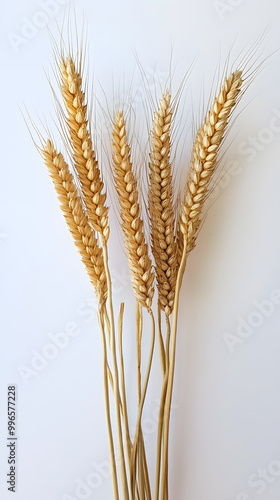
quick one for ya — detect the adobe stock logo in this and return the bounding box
[16,268,132,385]
[0,232,7,243]
[7,0,71,53]
[223,289,280,354]
[213,0,246,20]
[233,457,280,499]
[210,107,280,202]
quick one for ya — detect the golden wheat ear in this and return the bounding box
[149,90,177,316]
[112,110,154,311]
[59,54,109,241]
[42,139,107,304]
[178,69,243,259]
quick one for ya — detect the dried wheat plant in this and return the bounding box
[34,38,247,500]
[179,70,243,258]
[149,91,177,318]
[158,68,243,500]
[112,110,154,312]
[42,139,107,303]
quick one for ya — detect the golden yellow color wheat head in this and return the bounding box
[179,70,243,257]
[42,139,107,304]
[60,55,109,241]
[149,91,177,316]
[112,111,154,311]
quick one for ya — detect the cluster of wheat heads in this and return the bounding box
[37,48,243,500]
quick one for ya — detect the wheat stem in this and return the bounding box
[131,311,155,497]
[160,238,188,500]
[157,302,166,375]
[118,302,132,459]
[142,445,152,500]
[155,376,167,500]
[165,315,171,370]
[136,302,142,404]
[135,304,151,500]
[138,442,145,500]
[155,312,171,500]
[135,302,145,498]
[101,238,130,500]
[98,306,119,500]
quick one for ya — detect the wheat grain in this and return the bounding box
[149,91,177,316]
[42,139,107,303]
[60,55,109,240]
[179,70,243,256]
[112,111,154,311]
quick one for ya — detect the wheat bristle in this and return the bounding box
[112,111,154,311]
[179,70,243,257]
[149,91,177,316]
[42,139,107,303]
[60,55,109,240]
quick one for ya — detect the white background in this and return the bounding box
[1,1,280,499]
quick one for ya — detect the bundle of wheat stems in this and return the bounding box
[37,46,244,500]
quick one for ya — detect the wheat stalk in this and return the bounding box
[112,110,154,311]
[179,70,243,256]
[41,139,107,304]
[149,90,177,500]
[149,91,177,316]
[159,69,244,500]
[101,241,130,500]
[97,308,120,500]
[112,110,156,499]
[60,55,109,240]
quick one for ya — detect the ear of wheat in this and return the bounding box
[179,70,243,257]
[112,110,154,311]
[41,139,107,304]
[60,55,109,241]
[149,91,177,317]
